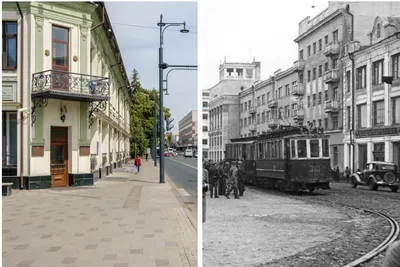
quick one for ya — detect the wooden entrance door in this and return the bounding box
[51,127,68,187]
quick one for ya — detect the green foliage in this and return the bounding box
[129,69,172,154]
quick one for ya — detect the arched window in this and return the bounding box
[377,23,381,38]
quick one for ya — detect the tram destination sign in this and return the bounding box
[355,126,400,138]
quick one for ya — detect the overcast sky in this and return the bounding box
[199,0,330,89]
[106,2,197,134]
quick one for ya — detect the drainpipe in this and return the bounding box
[346,4,355,172]
[17,2,24,189]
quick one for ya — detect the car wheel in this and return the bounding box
[351,177,357,188]
[391,186,398,193]
[368,178,378,191]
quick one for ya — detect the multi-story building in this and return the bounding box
[208,59,260,161]
[294,1,400,172]
[239,67,300,137]
[178,110,197,150]
[342,16,400,171]
[202,89,210,159]
[2,2,131,190]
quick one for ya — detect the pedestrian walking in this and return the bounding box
[134,154,141,174]
[145,149,149,162]
[237,161,246,196]
[335,166,340,182]
[345,166,351,183]
[208,163,219,198]
[225,161,239,199]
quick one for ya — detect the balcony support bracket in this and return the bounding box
[31,97,49,126]
[88,100,107,128]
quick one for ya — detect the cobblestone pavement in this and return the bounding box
[202,186,362,267]
[3,161,197,267]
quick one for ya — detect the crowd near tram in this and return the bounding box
[204,125,333,198]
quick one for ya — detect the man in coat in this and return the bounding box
[225,161,239,199]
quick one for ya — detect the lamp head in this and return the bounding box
[180,22,189,33]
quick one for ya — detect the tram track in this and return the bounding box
[249,185,400,266]
[285,193,400,266]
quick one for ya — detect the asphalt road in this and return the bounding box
[164,155,198,220]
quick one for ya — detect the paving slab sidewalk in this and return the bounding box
[2,160,197,267]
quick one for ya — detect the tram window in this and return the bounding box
[291,140,296,158]
[298,140,307,158]
[279,140,282,159]
[322,139,329,157]
[258,143,263,159]
[310,140,320,158]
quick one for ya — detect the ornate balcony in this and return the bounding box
[293,60,305,72]
[249,106,256,114]
[324,69,339,84]
[31,70,110,126]
[324,100,340,113]
[346,41,360,55]
[32,70,110,101]
[292,84,305,96]
[293,108,305,121]
[249,124,257,132]
[268,118,279,128]
[324,42,339,57]
[268,99,278,108]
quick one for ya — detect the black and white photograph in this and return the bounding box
[200,1,400,266]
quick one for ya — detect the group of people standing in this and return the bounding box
[203,159,246,199]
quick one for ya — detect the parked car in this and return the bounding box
[164,152,170,157]
[350,161,399,192]
[184,149,193,158]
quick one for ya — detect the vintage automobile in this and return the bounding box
[350,161,399,192]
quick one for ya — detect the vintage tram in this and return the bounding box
[226,126,331,192]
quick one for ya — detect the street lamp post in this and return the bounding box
[157,14,189,184]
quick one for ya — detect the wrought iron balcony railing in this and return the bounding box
[249,124,257,132]
[32,70,110,102]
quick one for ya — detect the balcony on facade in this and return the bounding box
[32,70,110,102]
[292,84,305,96]
[249,124,257,132]
[324,42,339,57]
[324,100,340,113]
[267,99,278,108]
[293,60,305,72]
[324,69,339,84]
[268,118,279,128]
[292,108,305,121]
[249,106,256,114]
[346,41,361,55]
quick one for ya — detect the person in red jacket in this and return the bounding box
[134,154,141,174]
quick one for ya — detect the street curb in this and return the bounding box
[165,173,198,232]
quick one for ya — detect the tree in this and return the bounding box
[129,69,172,155]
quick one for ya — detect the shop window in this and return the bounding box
[2,112,17,166]
[373,143,385,161]
[333,146,338,166]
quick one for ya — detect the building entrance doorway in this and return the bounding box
[50,127,68,187]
